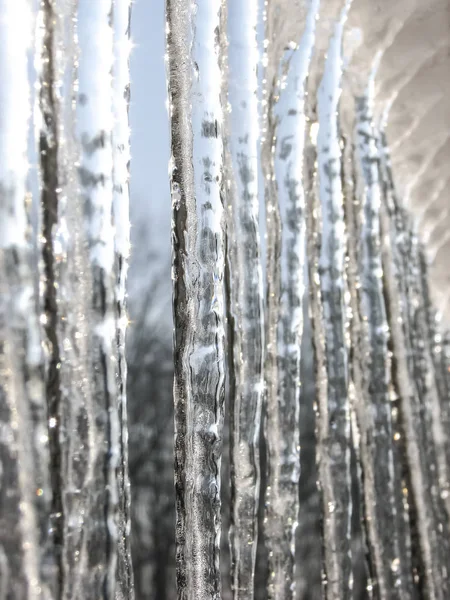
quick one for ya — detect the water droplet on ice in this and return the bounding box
[391,558,400,573]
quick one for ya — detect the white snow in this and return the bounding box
[0,0,33,248]
[76,0,115,273]
[317,0,352,286]
[275,0,319,342]
[113,0,132,265]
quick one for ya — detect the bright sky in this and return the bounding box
[130,0,171,260]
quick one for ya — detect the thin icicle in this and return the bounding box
[315,3,353,597]
[112,1,134,596]
[350,73,414,597]
[263,2,319,598]
[379,134,450,599]
[342,135,376,598]
[304,118,331,598]
[36,1,69,595]
[226,0,264,597]
[166,1,226,598]
[76,1,120,597]
[0,1,52,597]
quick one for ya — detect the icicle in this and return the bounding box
[304,131,330,592]
[349,65,414,598]
[379,134,450,599]
[166,1,226,598]
[314,3,353,598]
[261,34,283,600]
[112,1,134,596]
[36,1,68,596]
[76,1,121,597]
[225,0,264,597]
[0,0,52,597]
[37,1,114,597]
[262,2,320,598]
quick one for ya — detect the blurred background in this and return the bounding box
[127,2,174,597]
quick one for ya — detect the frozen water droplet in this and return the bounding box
[172,181,181,210]
[391,557,400,573]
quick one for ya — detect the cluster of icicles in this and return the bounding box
[0,0,133,598]
[0,0,449,599]
[167,1,450,599]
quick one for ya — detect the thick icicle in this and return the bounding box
[76,1,121,597]
[350,77,414,597]
[0,1,53,597]
[112,1,134,596]
[263,2,320,598]
[314,4,353,597]
[379,134,450,599]
[166,1,226,598]
[225,0,264,597]
[38,1,115,597]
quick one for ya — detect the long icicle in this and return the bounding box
[226,0,264,597]
[264,2,320,598]
[37,0,68,595]
[350,75,415,597]
[38,1,109,597]
[76,1,121,596]
[0,1,52,597]
[112,0,134,596]
[166,1,226,598]
[342,133,376,599]
[315,3,353,597]
[38,1,114,596]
